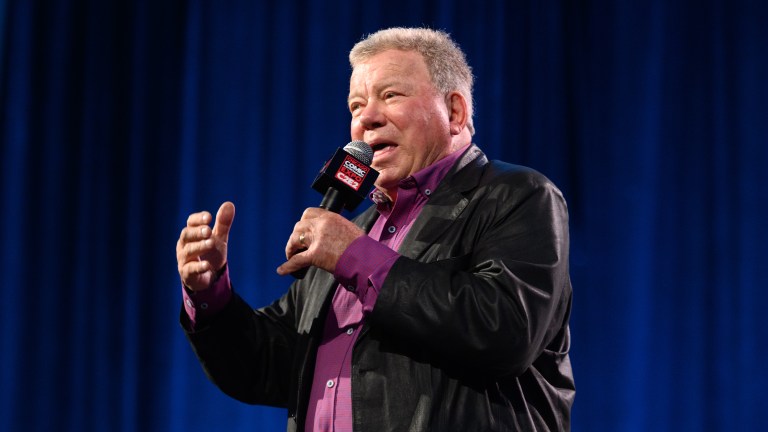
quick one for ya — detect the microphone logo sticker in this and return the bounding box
[335,155,369,191]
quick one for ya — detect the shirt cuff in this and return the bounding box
[334,235,400,313]
[181,265,233,327]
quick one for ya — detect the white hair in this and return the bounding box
[350,27,475,135]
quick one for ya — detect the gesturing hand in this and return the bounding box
[176,202,235,291]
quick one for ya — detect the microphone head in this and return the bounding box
[311,141,379,212]
[343,140,373,165]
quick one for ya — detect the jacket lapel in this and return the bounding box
[354,204,381,233]
[398,144,488,260]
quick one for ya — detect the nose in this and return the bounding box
[358,101,386,130]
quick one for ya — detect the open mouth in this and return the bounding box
[370,142,396,153]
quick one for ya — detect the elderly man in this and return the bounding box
[177,27,574,431]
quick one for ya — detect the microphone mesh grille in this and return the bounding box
[343,140,373,165]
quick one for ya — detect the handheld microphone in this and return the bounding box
[312,140,379,212]
[293,141,379,278]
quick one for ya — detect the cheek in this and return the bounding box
[350,119,363,138]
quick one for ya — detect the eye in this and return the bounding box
[349,102,362,113]
[384,91,397,99]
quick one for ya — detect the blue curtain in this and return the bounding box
[1,1,766,431]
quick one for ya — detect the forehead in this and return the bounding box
[349,49,431,88]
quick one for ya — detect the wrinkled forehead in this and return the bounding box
[349,50,431,88]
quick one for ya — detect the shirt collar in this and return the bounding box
[370,142,472,207]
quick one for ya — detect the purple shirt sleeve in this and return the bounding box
[333,235,400,314]
[181,265,233,329]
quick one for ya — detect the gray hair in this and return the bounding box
[349,27,475,135]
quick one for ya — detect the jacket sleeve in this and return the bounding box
[181,286,300,407]
[368,165,572,379]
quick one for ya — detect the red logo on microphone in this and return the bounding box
[335,155,369,191]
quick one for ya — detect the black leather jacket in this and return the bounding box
[183,145,575,431]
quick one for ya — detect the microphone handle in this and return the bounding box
[292,187,344,279]
[319,187,345,213]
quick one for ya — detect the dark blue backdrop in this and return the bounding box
[1,1,766,431]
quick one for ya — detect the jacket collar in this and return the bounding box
[398,144,487,260]
[350,144,487,259]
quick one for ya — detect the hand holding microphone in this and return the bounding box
[277,141,379,277]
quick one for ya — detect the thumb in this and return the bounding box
[212,201,236,239]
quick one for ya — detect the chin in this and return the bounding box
[374,176,397,193]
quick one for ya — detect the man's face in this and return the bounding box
[348,49,453,197]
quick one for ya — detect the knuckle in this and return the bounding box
[193,242,205,255]
[184,242,199,257]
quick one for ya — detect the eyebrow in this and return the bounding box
[347,80,413,104]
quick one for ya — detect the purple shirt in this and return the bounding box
[181,266,232,324]
[181,144,470,431]
[305,144,468,431]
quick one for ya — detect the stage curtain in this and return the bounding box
[1,1,766,430]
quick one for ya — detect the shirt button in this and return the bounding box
[326,379,335,388]
[424,189,432,196]
[200,303,209,310]
[388,225,397,234]
[345,284,356,293]
[346,328,354,335]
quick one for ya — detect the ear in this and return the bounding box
[446,92,468,136]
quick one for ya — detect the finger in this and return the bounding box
[300,207,326,221]
[285,221,313,259]
[276,253,311,276]
[212,201,236,239]
[187,211,212,227]
[285,231,311,260]
[179,225,212,245]
[179,260,212,280]
[179,238,215,263]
